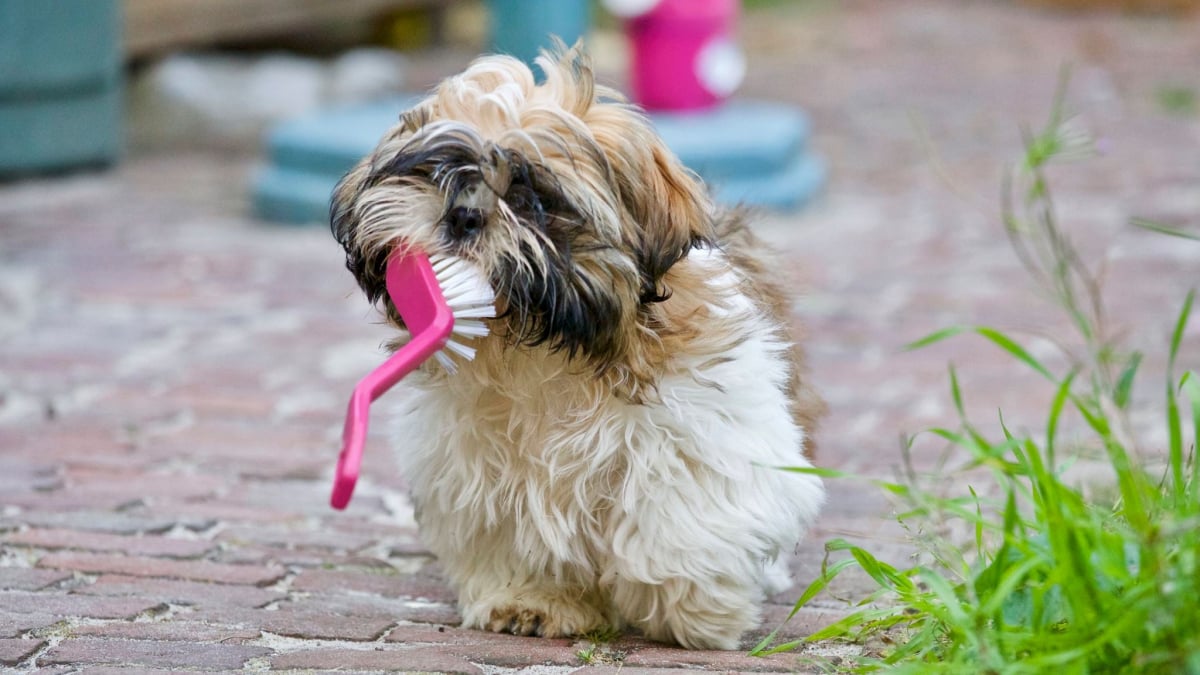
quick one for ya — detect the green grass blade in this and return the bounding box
[1132,217,1200,241]
[1113,352,1143,410]
[906,326,968,351]
[975,327,1057,382]
[1168,290,1195,375]
[1167,291,1194,504]
[772,465,851,479]
[1181,372,1200,502]
[1046,371,1078,467]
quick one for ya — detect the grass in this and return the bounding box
[1156,84,1198,117]
[576,625,625,665]
[753,78,1200,673]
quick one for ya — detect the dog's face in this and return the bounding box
[331,46,714,372]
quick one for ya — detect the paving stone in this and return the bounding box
[36,552,286,586]
[189,606,395,641]
[301,592,461,626]
[4,528,214,559]
[291,567,457,603]
[620,642,807,671]
[73,669,203,675]
[70,620,261,643]
[0,567,72,591]
[73,574,283,609]
[0,637,45,667]
[16,511,214,535]
[0,614,60,639]
[0,458,62,492]
[270,647,483,673]
[447,638,582,667]
[0,591,163,620]
[216,524,376,551]
[38,637,270,670]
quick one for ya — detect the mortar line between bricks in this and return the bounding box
[251,627,406,654]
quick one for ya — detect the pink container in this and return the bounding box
[626,0,743,112]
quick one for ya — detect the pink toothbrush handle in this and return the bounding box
[331,251,455,510]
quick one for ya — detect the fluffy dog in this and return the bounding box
[330,44,825,650]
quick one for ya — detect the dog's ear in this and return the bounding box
[330,158,389,306]
[538,42,715,303]
[592,119,715,303]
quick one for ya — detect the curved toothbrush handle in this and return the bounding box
[330,250,455,510]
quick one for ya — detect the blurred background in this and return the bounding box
[1,2,1198,668]
[3,0,1198,211]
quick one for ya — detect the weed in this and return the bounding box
[1156,85,1198,117]
[576,625,625,665]
[754,78,1200,673]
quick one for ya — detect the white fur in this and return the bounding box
[388,250,824,650]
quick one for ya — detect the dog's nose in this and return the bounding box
[444,207,484,240]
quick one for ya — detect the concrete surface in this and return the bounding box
[2,1,1199,672]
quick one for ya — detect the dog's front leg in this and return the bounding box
[449,539,613,638]
[421,507,612,639]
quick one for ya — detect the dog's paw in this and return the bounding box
[465,590,610,639]
[487,605,551,636]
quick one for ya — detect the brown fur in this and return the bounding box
[330,42,821,449]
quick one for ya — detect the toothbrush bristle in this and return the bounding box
[429,253,496,373]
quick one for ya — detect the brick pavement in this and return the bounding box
[2,1,1198,672]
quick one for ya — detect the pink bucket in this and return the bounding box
[625,0,743,112]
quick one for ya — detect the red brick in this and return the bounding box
[0,568,71,591]
[18,511,214,535]
[292,568,456,603]
[65,468,228,502]
[39,637,270,669]
[620,642,805,671]
[139,501,305,525]
[448,639,581,667]
[0,637,44,666]
[270,647,482,673]
[68,669,196,675]
[189,606,393,641]
[0,457,62,492]
[309,593,461,626]
[216,524,375,551]
[0,613,59,639]
[75,574,282,609]
[70,621,260,643]
[4,528,213,559]
[2,491,134,512]
[36,552,285,586]
[1,591,163,620]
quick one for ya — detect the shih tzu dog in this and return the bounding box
[330,43,825,650]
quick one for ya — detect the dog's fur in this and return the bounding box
[330,44,825,650]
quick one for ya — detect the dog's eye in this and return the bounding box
[505,185,546,227]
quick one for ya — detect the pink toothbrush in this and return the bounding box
[331,249,494,509]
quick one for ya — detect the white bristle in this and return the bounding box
[429,253,496,374]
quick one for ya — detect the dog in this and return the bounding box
[330,43,825,650]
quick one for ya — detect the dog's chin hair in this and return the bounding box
[330,41,826,649]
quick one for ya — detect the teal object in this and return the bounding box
[650,101,826,210]
[487,0,589,67]
[253,97,824,224]
[0,0,122,175]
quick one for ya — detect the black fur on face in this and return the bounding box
[488,149,631,364]
[331,128,640,369]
